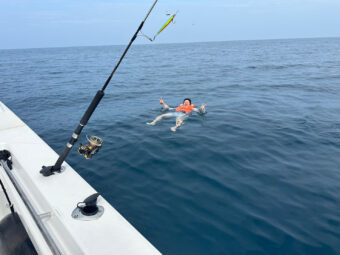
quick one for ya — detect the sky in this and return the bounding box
[1,0,340,49]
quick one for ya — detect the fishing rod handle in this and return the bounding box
[80,90,104,125]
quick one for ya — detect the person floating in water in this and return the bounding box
[147,98,206,132]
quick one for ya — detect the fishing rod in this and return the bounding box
[40,0,159,176]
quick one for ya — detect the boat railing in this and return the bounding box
[0,158,62,255]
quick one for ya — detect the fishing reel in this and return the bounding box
[78,136,103,159]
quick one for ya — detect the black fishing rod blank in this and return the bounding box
[40,0,159,176]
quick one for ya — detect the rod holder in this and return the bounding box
[40,91,104,176]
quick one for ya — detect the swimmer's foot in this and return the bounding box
[146,121,156,126]
[170,126,177,132]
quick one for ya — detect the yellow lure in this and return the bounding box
[139,13,177,41]
[156,14,176,35]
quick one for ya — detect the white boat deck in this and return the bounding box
[0,101,161,255]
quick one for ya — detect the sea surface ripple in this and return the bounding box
[1,38,340,254]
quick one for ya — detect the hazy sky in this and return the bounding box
[1,0,340,49]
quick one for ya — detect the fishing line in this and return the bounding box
[40,0,160,176]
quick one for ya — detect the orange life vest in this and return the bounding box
[176,104,196,113]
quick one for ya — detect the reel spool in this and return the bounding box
[78,136,103,159]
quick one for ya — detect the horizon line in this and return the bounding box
[1,36,339,51]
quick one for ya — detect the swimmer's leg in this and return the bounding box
[170,117,184,132]
[147,113,169,126]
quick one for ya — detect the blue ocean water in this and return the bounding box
[1,38,340,254]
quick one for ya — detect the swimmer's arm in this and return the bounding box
[162,106,176,111]
[192,108,204,114]
[160,98,176,111]
[193,103,207,114]
[160,97,169,108]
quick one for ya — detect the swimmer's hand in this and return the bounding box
[199,103,207,113]
[160,98,165,105]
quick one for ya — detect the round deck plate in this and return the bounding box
[71,206,104,221]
